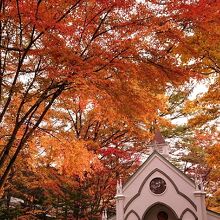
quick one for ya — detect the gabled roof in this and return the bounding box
[123,150,195,189]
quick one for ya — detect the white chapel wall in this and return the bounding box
[182,211,196,220]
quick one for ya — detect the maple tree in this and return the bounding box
[169,1,220,211]
[158,1,220,212]
[31,97,147,218]
[173,130,220,212]
[0,0,205,192]
[0,98,146,219]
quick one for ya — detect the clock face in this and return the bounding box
[150,178,166,194]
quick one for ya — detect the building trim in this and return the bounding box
[180,208,198,220]
[124,210,140,220]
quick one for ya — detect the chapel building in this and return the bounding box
[103,131,220,220]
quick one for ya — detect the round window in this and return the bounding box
[150,177,166,194]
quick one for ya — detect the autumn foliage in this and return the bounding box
[0,0,219,218]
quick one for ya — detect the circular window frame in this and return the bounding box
[149,177,167,195]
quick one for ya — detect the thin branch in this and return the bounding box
[80,8,112,57]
